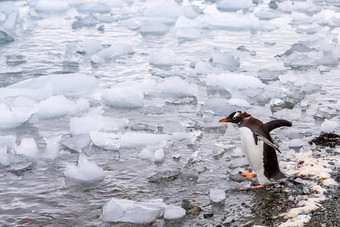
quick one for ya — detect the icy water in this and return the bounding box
[0,0,339,226]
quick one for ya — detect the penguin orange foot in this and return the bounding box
[240,172,257,178]
[251,184,265,189]
[220,111,292,185]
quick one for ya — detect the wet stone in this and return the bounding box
[147,170,181,183]
[203,212,214,218]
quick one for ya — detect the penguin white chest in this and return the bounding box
[238,127,264,172]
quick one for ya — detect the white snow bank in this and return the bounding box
[101,198,166,223]
[64,154,105,182]
[1,73,98,101]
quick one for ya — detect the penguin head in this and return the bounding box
[219,111,251,124]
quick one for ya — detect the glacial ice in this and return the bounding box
[154,148,165,163]
[149,48,176,66]
[37,96,89,119]
[101,198,166,223]
[64,154,105,183]
[72,15,99,30]
[89,131,120,151]
[212,49,240,72]
[77,3,111,14]
[320,119,338,133]
[0,102,36,129]
[70,114,105,135]
[164,205,186,220]
[83,39,102,55]
[34,0,69,13]
[137,22,170,36]
[91,44,133,63]
[0,135,16,150]
[217,0,254,12]
[3,73,98,101]
[101,87,144,108]
[153,77,198,98]
[62,135,91,153]
[15,138,39,158]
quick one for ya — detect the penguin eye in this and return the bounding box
[232,116,237,120]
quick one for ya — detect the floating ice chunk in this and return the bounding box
[254,10,281,20]
[175,16,199,28]
[321,119,338,133]
[257,69,287,83]
[37,96,89,119]
[289,139,305,148]
[0,146,14,166]
[15,138,39,158]
[72,15,98,29]
[138,147,155,161]
[183,5,201,19]
[217,0,253,12]
[35,0,69,13]
[89,131,120,150]
[91,44,133,63]
[0,103,36,129]
[3,12,17,31]
[0,30,14,44]
[3,73,98,100]
[209,188,226,203]
[42,135,61,160]
[138,22,170,36]
[145,0,183,19]
[153,77,198,98]
[201,98,239,116]
[212,49,240,72]
[177,28,201,41]
[64,154,105,182]
[154,148,165,163]
[149,48,176,66]
[101,198,166,223]
[102,87,144,109]
[77,3,111,14]
[283,52,319,69]
[120,132,170,148]
[62,135,91,153]
[0,135,16,150]
[228,98,250,107]
[201,14,260,31]
[83,40,102,55]
[206,73,264,90]
[195,61,214,75]
[164,205,186,220]
[70,115,105,135]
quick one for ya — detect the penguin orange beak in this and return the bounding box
[219,118,231,123]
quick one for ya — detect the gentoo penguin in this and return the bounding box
[219,111,292,188]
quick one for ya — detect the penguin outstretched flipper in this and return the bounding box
[265,120,292,133]
[254,132,282,153]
